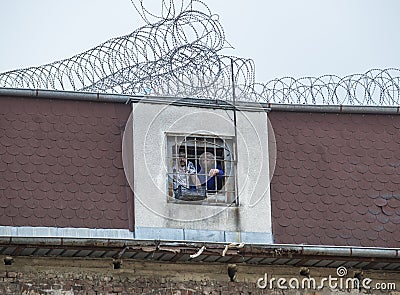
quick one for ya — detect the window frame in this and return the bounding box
[166,132,237,206]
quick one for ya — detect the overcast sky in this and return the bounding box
[1,0,399,84]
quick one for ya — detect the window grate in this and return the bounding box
[166,134,236,205]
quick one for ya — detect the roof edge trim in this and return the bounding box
[0,88,269,111]
[1,88,400,114]
[0,226,133,240]
[0,236,398,259]
[266,103,400,114]
[0,87,131,103]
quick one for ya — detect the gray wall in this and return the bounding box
[131,101,272,243]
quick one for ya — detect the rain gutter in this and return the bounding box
[0,237,398,259]
[1,88,400,114]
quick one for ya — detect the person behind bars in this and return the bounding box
[197,152,224,193]
[172,151,200,191]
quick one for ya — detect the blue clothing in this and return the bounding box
[197,164,224,192]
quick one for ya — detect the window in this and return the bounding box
[166,134,236,205]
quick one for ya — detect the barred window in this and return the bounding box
[167,134,236,205]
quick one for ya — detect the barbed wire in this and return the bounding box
[0,0,399,106]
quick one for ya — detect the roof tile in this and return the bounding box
[376,214,390,224]
[9,180,24,191]
[75,207,89,219]
[86,174,101,186]
[287,201,301,212]
[82,199,96,211]
[94,184,107,194]
[61,207,76,220]
[276,201,289,211]
[103,209,120,221]
[390,215,400,224]
[90,210,104,221]
[387,198,400,208]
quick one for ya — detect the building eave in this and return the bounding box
[1,87,400,114]
[1,237,399,271]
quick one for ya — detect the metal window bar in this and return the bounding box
[213,137,217,193]
[195,137,199,191]
[184,137,188,187]
[203,137,207,193]
[174,136,178,189]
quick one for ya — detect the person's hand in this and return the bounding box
[209,169,219,177]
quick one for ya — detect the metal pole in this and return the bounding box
[230,58,239,205]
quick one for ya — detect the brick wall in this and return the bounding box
[0,270,260,295]
[0,272,258,295]
[0,257,399,295]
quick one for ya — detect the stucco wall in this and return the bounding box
[131,102,272,243]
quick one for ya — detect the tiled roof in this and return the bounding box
[0,96,133,230]
[2,91,400,248]
[269,112,400,247]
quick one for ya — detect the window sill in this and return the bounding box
[168,195,235,206]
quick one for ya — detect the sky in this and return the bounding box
[1,0,400,84]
